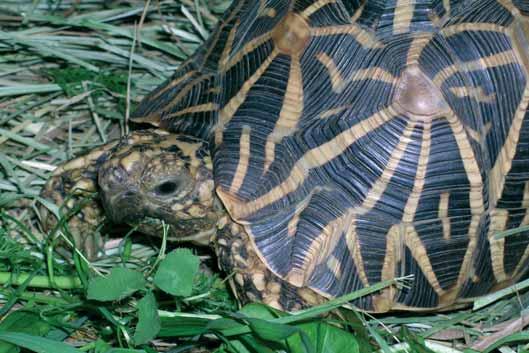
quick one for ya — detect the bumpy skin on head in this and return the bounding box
[41,139,119,258]
[41,130,219,255]
[97,130,219,245]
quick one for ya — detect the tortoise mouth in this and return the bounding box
[104,191,218,244]
[134,216,218,243]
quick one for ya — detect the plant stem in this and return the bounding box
[0,272,83,289]
[0,289,75,305]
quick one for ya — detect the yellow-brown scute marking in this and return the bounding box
[498,0,523,16]
[229,126,251,194]
[301,0,336,19]
[216,49,279,145]
[311,25,384,49]
[438,192,451,240]
[147,70,196,102]
[271,13,311,55]
[489,85,529,207]
[350,2,365,22]
[315,64,396,93]
[404,226,446,296]
[402,122,432,223]
[488,209,509,282]
[445,110,485,292]
[257,0,276,18]
[264,54,304,172]
[344,217,369,286]
[512,18,529,78]
[433,50,520,86]
[441,23,508,37]
[378,225,402,311]
[316,52,346,93]
[162,75,213,117]
[325,255,342,280]
[358,120,417,213]
[449,86,496,103]
[393,0,416,35]
[523,180,529,208]
[167,103,219,118]
[223,33,272,71]
[406,35,433,65]
[443,0,450,17]
[319,105,351,119]
[514,200,529,277]
[220,21,239,70]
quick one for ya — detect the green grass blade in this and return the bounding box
[0,332,82,353]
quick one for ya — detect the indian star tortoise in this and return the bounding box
[42,0,529,312]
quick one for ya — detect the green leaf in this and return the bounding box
[239,303,283,320]
[0,311,52,353]
[247,318,298,342]
[288,322,359,353]
[94,339,111,353]
[133,292,160,345]
[207,318,243,332]
[87,267,146,301]
[236,335,280,353]
[153,248,199,297]
[0,332,82,353]
[159,316,210,337]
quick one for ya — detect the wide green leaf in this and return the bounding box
[153,248,199,297]
[87,267,146,301]
[133,291,160,345]
[288,321,359,353]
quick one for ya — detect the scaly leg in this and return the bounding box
[215,221,326,311]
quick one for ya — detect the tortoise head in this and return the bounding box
[98,130,220,245]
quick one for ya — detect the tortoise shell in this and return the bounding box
[132,0,529,311]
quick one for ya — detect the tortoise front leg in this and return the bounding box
[40,139,121,259]
[215,222,326,311]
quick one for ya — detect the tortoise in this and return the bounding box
[41,0,529,313]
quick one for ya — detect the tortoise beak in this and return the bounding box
[103,189,145,224]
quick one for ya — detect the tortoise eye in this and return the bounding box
[154,180,180,196]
